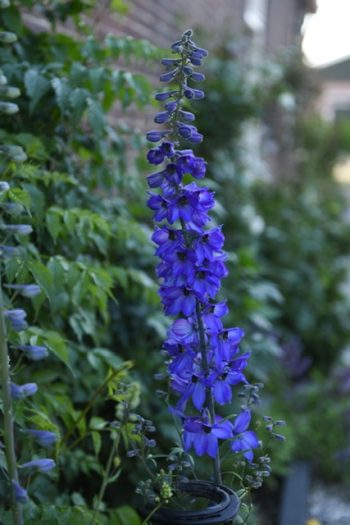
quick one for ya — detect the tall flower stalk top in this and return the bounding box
[146,30,259,483]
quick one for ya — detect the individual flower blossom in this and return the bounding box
[2,224,33,235]
[10,382,38,400]
[168,318,197,345]
[15,344,48,360]
[12,480,29,503]
[4,283,41,297]
[231,410,260,462]
[20,458,56,472]
[183,415,233,458]
[25,429,57,447]
[0,181,10,191]
[4,308,27,331]
[0,245,19,257]
[176,153,206,179]
[171,368,207,411]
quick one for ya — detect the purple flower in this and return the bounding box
[177,154,206,179]
[210,328,245,361]
[145,30,257,464]
[0,245,19,257]
[161,58,181,67]
[160,69,178,82]
[155,90,178,101]
[15,344,48,361]
[12,480,29,503]
[20,458,56,472]
[4,308,27,331]
[0,181,10,191]
[154,111,171,124]
[147,147,165,165]
[184,87,205,99]
[183,416,233,458]
[179,110,195,122]
[4,284,41,298]
[25,429,57,447]
[171,371,207,410]
[146,130,169,143]
[160,286,197,316]
[194,227,225,263]
[11,382,38,400]
[190,72,205,82]
[168,318,196,344]
[231,410,259,462]
[2,224,33,235]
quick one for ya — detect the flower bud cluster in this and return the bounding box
[146,31,259,464]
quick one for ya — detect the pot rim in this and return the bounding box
[140,479,240,525]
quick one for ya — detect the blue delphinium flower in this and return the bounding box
[4,283,41,297]
[15,344,48,361]
[146,30,258,478]
[2,224,33,235]
[12,480,29,503]
[10,382,38,400]
[25,429,57,447]
[4,308,27,331]
[20,458,56,472]
[231,409,260,462]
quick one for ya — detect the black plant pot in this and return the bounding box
[139,480,240,525]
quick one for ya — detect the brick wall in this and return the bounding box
[23,1,246,52]
[95,0,246,49]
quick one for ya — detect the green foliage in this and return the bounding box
[0,0,165,520]
[194,41,350,489]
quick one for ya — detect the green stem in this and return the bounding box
[91,434,119,525]
[0,271,23,525]
[195,301,222,484]
[141,501,163,525]
[63,368,120,445]
[179,218,221,484]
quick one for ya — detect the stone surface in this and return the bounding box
[307,482,350,525]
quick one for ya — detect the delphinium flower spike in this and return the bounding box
[146,30,259,483]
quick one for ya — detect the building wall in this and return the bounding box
[317,80,350,121]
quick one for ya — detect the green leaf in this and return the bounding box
[28,327,70,367]
[87,98,105,137]
[91,431,102,456]
[46,208,63,241]
[110,0,129,14]
[69,87,88,123]
[15,133,48,161]
[7,187,31,209]
[109,506,141,525]
[52,77,71,113]
[24,69,51,113]
[28,260,54,303]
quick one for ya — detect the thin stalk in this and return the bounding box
[180,218,221,484]
[91,435,119,525]
[141,501,163,525]
[195,301,222,484]
[0,271,23,525]
[63,368,120,445]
